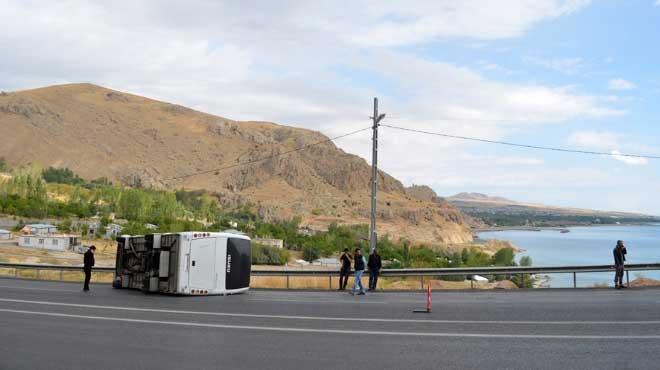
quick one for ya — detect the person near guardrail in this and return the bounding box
[368,249,382,291]
[338,248,352,291]
[613,240,627,289]
[83,245,96,292]
[350,248,366,295]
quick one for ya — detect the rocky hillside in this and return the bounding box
[0,83,472,244]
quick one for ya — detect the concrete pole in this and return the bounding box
[370,98,385,253]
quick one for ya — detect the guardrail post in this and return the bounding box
[521,273,525,288]
[36,269,40,280]
[15,268,18,278]
[626,270,629,286]
[470,278,473,289]
[420,275,424,290]
[286,275,290,289]
[329,275,332,290]
[573,272,577,288]
[59,269,64,281]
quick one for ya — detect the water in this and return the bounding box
[478,225,660,288]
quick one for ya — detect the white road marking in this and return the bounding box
[1,298,660,325]
[1,308,659,339]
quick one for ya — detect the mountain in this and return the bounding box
[447,192,660,227]
[447,192,516,205]
[0,83,472,244]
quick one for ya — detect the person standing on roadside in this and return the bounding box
[83,245,96,292]
[368,249,382,291]
[351,248,366,295]
[613,240,627,289]
[338,248,352,291]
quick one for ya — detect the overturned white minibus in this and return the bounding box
[113,232,251,295]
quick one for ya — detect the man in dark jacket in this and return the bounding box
[338,248,352,290]
[613,240,627,289]
[83,245,96,292]
[368,249,382,291]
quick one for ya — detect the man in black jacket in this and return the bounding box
[368,249,382,291]
[613,240,627,289]
[338,248,352,290]
[83,245,96,292]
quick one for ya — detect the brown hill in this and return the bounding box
[0,83,472,244]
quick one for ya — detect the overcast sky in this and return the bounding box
[2,1,659,214]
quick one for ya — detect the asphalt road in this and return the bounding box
[1,279,660,370]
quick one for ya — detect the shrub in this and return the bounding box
[252,243,289,265]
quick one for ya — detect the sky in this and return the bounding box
[1,0,659,214]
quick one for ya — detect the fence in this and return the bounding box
[2,262,660,290]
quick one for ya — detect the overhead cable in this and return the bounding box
[381,124,660,160]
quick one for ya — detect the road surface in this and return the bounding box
[1,278,660,370]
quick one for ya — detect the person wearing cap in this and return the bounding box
[83,245,96,292]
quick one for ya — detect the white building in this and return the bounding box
[85,219,102,236]
[21,224,58,236]
[19,234,81,251]
[0,229,11,240]
[104,223,123,239]
[254,238,284,249]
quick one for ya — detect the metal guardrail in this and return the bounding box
[2,262,660,289]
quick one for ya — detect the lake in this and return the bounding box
[477,225,660,288]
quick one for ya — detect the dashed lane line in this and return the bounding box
[2,308,660,339]
[2,298,660,325]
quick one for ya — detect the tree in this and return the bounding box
[58,218,72,233]
[42,167,84,185]
[302,246,320,263]
[491,247,516,266]
[519,256,533,267]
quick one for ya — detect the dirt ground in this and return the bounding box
[0,238,116,267]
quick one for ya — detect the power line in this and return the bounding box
[385,116,551,123]
[164,126,372,182]
[381,124,660,160]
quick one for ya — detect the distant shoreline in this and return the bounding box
[474,223,660,233]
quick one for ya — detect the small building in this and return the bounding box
[104,223,123,239]
[21,224,58,236]
[19,234,81,251]
[87,219,102,236]
[0,229,11,240]
[297,226,317,237]
[253,238,284,249]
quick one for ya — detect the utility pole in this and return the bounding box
[370,97,385,253]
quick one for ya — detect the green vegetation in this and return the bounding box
[42,167,85,185]
[252,243,289,265]
[0,165,528,274]
[0,158,8,172]
[0,167,218,230]
[467,211,660,227]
